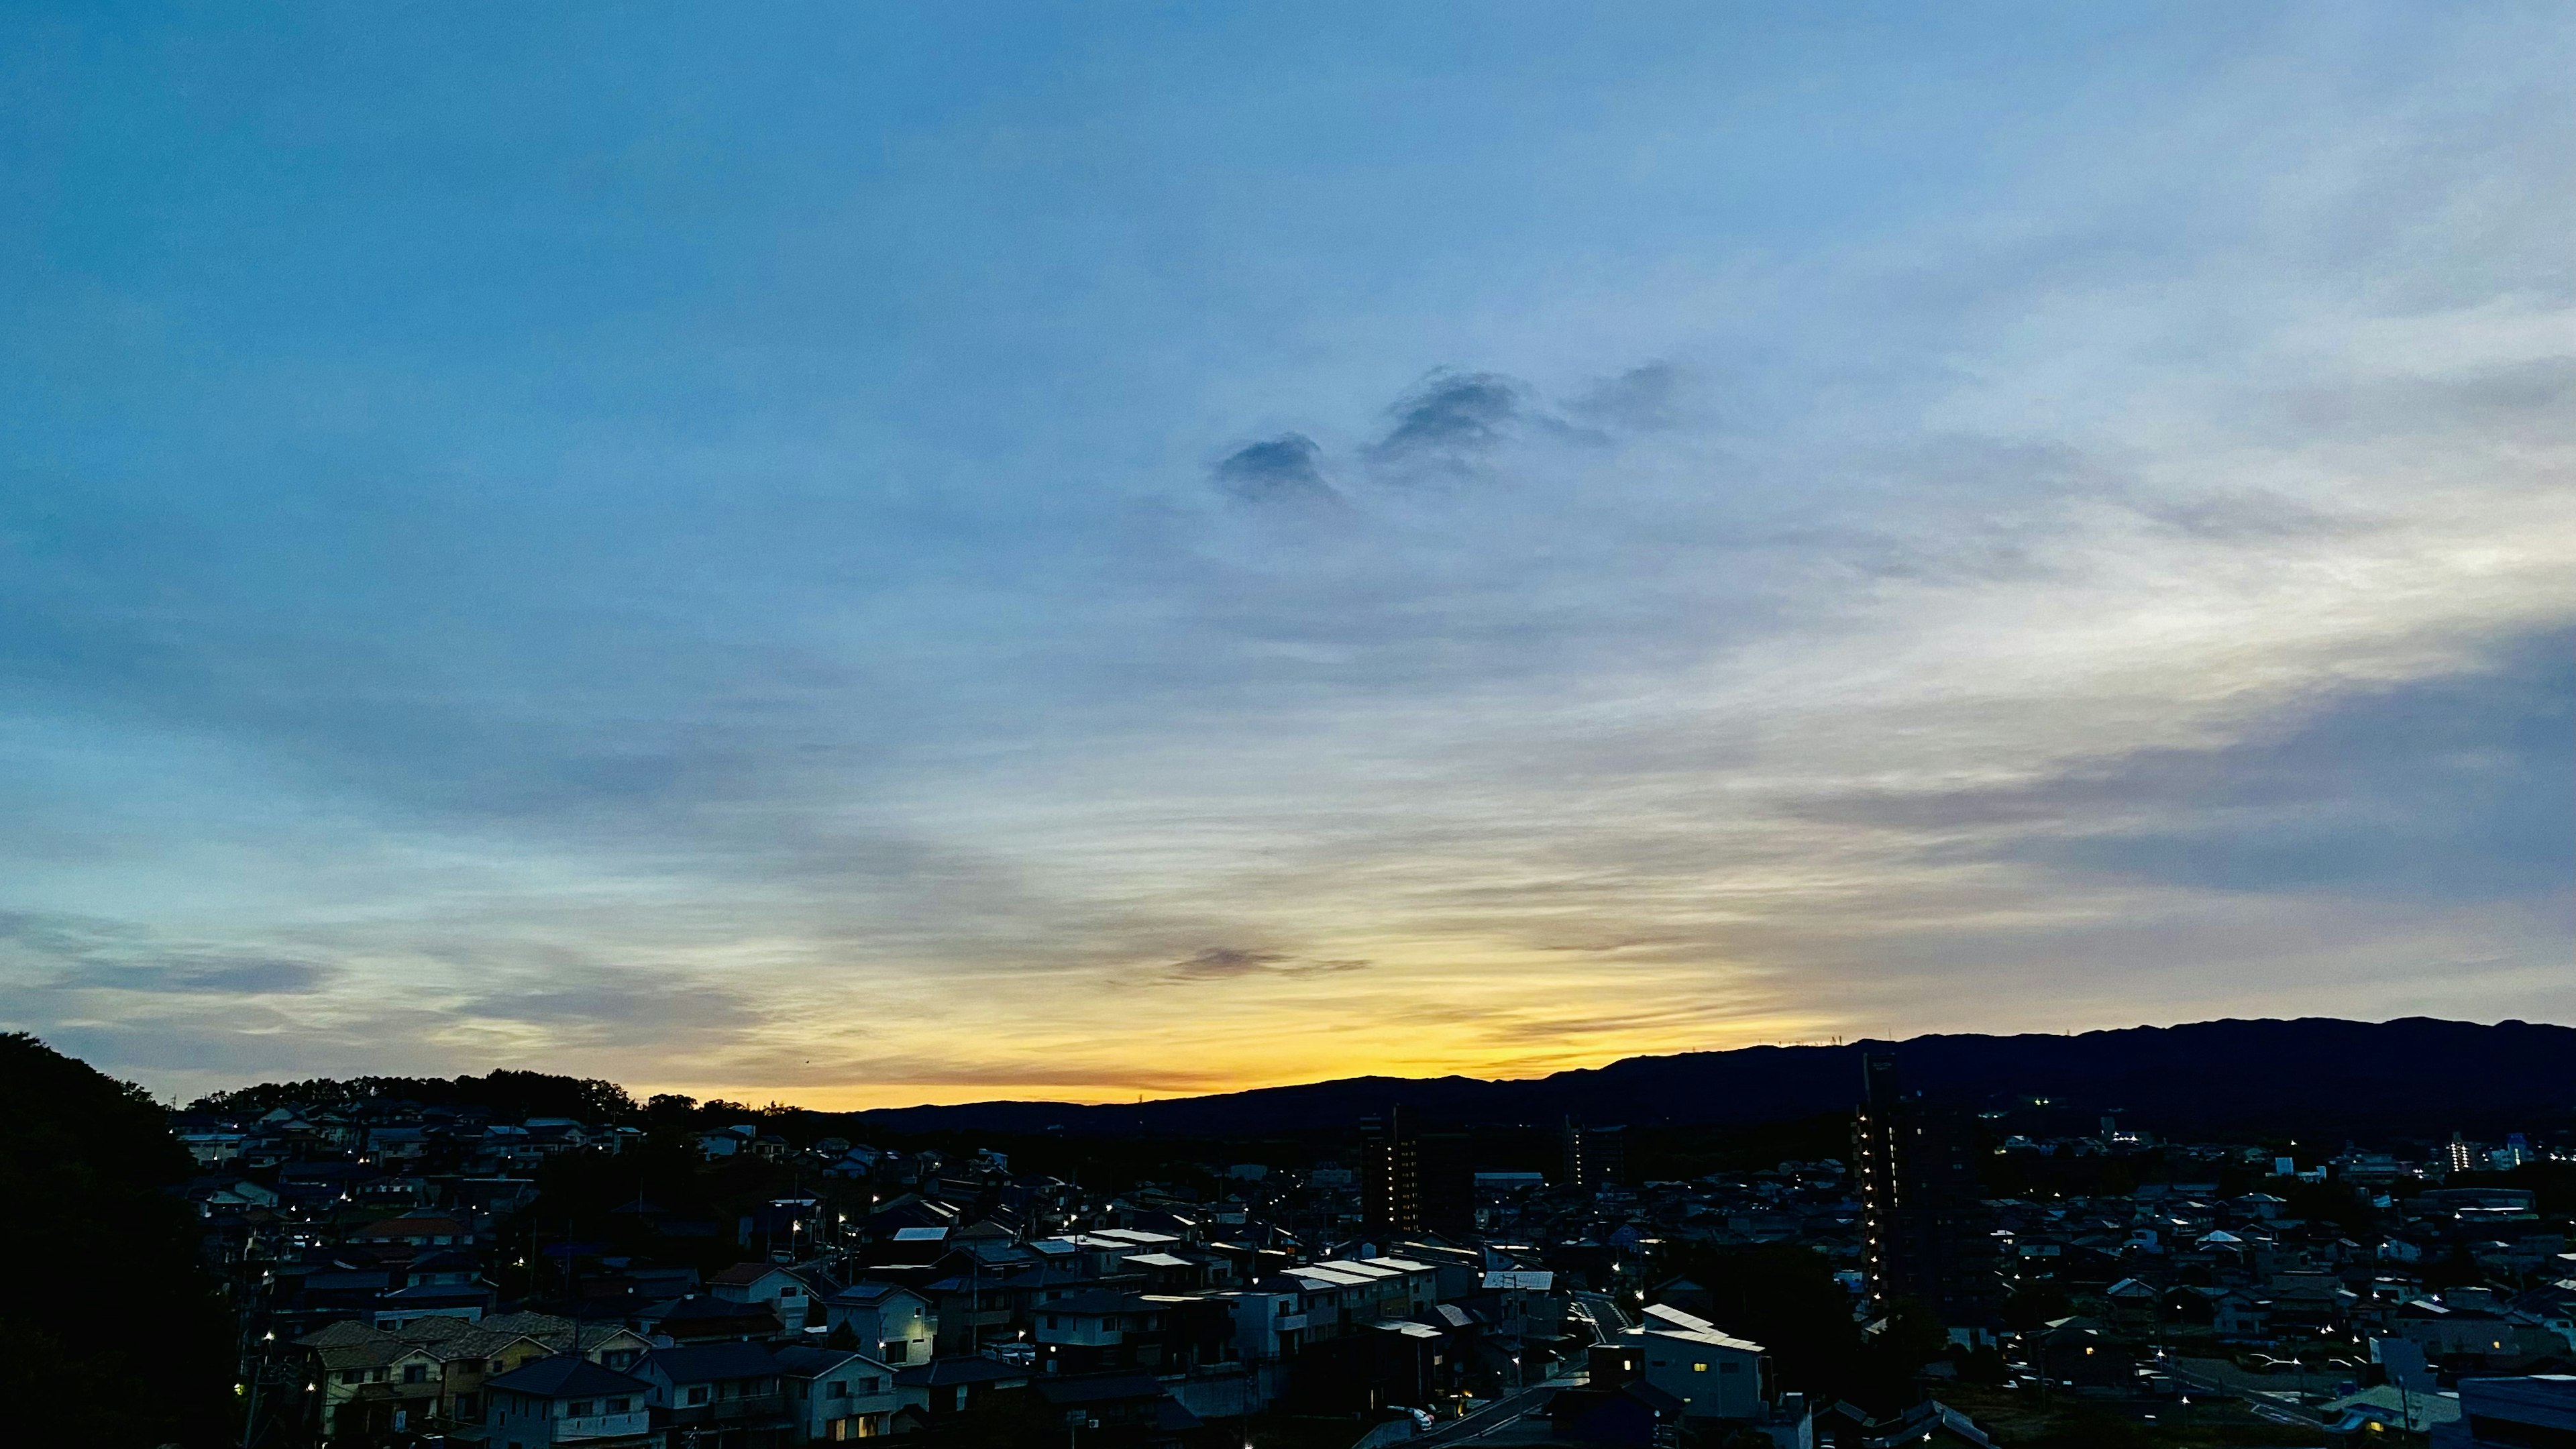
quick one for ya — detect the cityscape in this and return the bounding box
[11,1016,2576,1448]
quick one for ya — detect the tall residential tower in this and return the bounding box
[1854,1054,2002,1334]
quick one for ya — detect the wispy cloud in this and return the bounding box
[1161,948,1371,983]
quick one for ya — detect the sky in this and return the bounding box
[3,3,2570,1109]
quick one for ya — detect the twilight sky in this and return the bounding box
[4,4,2571,1108]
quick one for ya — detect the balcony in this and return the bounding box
[660,1391,788,1429]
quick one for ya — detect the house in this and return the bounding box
[1033,1289,1238,1377]
[295,1314,573,1431]
[1361,1318,1452,1410]
[2320,1383,2461,1437]
[773,1345,901,1442]
[2510,1282,2576,1356]
[894,1354,1030,1424]
[711,1262,825,1332]
[1034,1373,1203,1446]
[1122,1252,1205,1292]
[1649,1275,1717,1318]
[407,1321,555,1428]
[2212,1291,2272,1340]
[1032,1290,1168,1375]
[921,1268,1017,1354]
[2393,1292,2567,1370]
[633,1341,790,1441]
[1813,1397,1995,1448]
[1550,1380,1690,1447]
[374,1277,494,1328]
[351,1211,472,1248]
[2029,1323,2135,1389]
[1631,1304,1768,1421]
[822,1282,936,1365]
[2102,1277,2160,1329]
[2434,1375,2576,1447]
[180,1129,247,1165]
[366,1126,430,1162]
[300,1324,446,1442]
[638,1293,784,1344]
[482,1356,654,1449]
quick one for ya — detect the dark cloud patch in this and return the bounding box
[1813,627,2574,900]
[1162,948,1371,983]
[164,957,335,994]
[460,972,757,1035]
[22,1016,421,1081]
[1568,362,1686,432]
[728,1051,1228,1095]
[0,910,141,955]
[40,953,335,996]
[1373,370,1525,463]
[2140,490,2365,542]
[2270,356,2576,444]
[1213,434,1344,506]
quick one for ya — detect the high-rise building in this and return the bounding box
[1360,1110,1419,1232]
[1854,1054,2002,1331]
[2445,1134,2479,1175]
[1562,1118,1626,1193]
[1415,1130,1476,1238]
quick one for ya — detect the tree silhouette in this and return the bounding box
[1,1034,236,1446]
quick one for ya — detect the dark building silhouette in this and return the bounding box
[1415,1130,1475,1238]
[1561,1118,1625,1193]
[1854,1053,2002,1332]
[1360,1110,1418,1232]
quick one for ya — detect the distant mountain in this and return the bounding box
[845,1016,2576,1142]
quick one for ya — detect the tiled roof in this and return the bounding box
[485,1355,651,1399]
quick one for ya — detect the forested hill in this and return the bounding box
[189,1016,2575,1144]
[1,1034,234,1445]
[836,1016,2576,1140]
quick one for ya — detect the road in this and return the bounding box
[2167,1360,2326,1434]
[1379,1293,1633,1447]
[1570,1291,1631,1344]
[1412,1371,1581,1446]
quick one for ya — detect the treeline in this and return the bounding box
[191,1067,639,1123]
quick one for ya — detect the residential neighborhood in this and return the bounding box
[156,1055,2576,1449]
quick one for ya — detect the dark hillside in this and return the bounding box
[836,1016,2575,1141]
[1,1033,236,1447]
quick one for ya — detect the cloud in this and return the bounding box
[0,912,337,996]
[712,1051,1232,1096]
[2137,490,2367,542]
[2029,630,2574,898]
[1372,370,1525,464]
[1161,948,1373,983]
[1568,362,1686,433]
[1213,434,1344,507]
[1790,625,2574,901]
[127,959,337,989]
[73,957,339,995]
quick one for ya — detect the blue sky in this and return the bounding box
[4,3,2570,1105]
